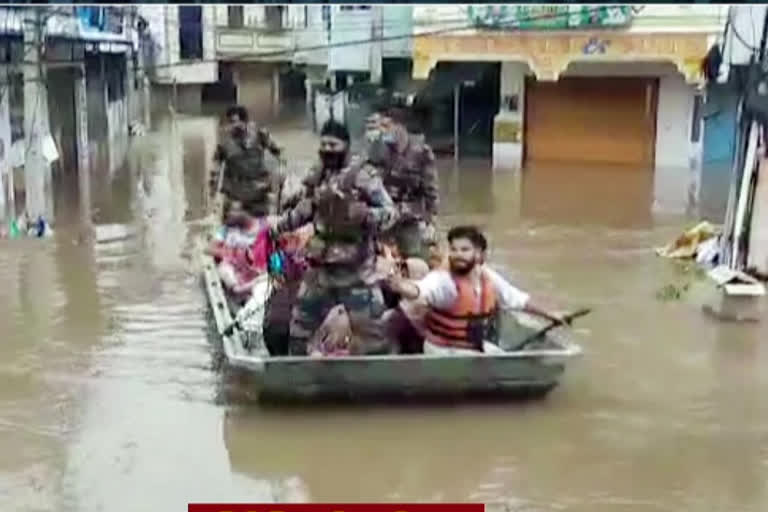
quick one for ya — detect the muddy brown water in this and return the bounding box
[2,115,768,511]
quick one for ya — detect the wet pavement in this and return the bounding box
[1,114,768,512]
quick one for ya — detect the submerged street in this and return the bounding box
[2,114,768,511]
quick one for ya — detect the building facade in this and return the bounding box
[0,6,147,221]
[137,5,218,116]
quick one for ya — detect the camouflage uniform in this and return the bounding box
[276,156,399,356]
[379,133,439,259]
[280,162,326,211]
[215,124,281,217]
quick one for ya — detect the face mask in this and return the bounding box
[231,125,246,140]
[319,150,346,171]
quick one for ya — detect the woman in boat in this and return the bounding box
[384,225,566,355]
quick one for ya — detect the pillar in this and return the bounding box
[74,64,92,230]
[493,62,527,172]
[100,54,113,176]
[126,50,136,126]
[23,8,52,220]
[0,65,12,220]
[368,6,383,85]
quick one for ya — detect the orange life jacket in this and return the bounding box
[425,270,498,351]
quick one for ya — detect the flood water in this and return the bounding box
[2,114,768,512]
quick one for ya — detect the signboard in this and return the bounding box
[468,5,632,30]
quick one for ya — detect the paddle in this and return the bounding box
[510,308,592,351]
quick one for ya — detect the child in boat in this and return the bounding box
[207,200,270,303]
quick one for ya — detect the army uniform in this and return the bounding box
[215,124,281,217]
[275,156,399,356]
[379,133,439,259]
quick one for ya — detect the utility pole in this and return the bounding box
[369,6,383,84]
[23,7,50,221]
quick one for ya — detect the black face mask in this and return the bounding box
[231,125,246,140]
[319,150,346,171]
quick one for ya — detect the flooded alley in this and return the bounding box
[2,114,768,512]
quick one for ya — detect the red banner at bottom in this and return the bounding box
[189,504,484,512]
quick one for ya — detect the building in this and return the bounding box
[210,5,296,120]
[210,6,414,121]
[137,5,218,116]
[410,5,727,213]
[0,6,147,221]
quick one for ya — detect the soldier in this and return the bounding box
[267,120,399,356]
[214,105,284,218]
[366,102,439,260]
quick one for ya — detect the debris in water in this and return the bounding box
[656,282,691,301]
[656,221,720,260]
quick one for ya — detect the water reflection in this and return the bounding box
[521,164,654,228]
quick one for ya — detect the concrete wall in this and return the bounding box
[329,6,373,72]
[139,5,217,85]
[293,6,329,67]
[654,74,700,214]
[382,6,413,58]
[656,74,698,169]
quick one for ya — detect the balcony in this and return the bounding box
[216,6,294,61]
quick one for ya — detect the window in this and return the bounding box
[304,6,309,28]
[228,6,244,29]
[264,6,285,31]
[322,5,331,32]
[340,6,372,10]
[179,6,203,60]
[691,94,703,143]
[104,7,124,35]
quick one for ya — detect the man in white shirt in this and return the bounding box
[385,225,564,355]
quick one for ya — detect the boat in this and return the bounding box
[199,226,583,403]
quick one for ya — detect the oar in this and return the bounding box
[510,308,592,351]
